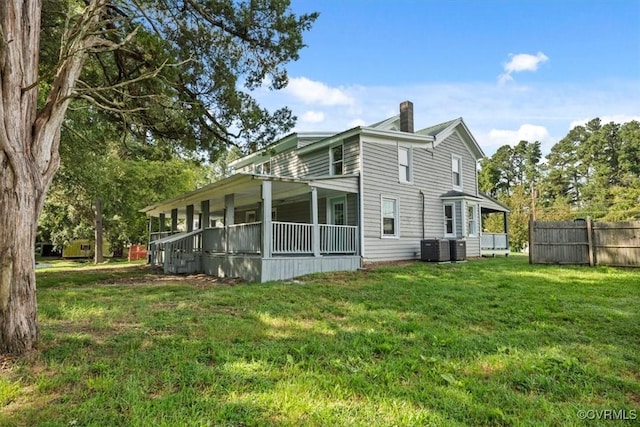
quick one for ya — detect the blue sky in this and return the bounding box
[255,0,640,156]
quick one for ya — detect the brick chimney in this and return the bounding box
[399,101,414,133]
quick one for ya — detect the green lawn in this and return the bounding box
[2,256,639,426]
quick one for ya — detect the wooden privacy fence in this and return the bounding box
[529,219,640,267]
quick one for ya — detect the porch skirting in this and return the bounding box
[203,254,362,283]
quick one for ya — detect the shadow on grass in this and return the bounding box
[2,256,639,426]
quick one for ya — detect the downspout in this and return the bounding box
[419,190,425,239]
[358,137,365,264]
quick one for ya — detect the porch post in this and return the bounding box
[171,208,178,232]
[261,181,272,258]
[201,200,210,229]
[186,204,194,232]
[159,213,166,233]
[503,212,510,250]
[311,187,320,257]
[224,194,235,253]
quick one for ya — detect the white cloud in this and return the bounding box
[347,118,366,128]
[285,77,354,106]
[255,76,640,156]
[499,52,549,84]
[300,110,325,124]
[487,124,550,148]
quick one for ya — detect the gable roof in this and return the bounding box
[368,114,400,131]
[418,117,485,160]
[417,119,459,137]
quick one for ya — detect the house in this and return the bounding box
[141,101,509,282]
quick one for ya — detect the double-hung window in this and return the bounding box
[330,144,344,176]
[398,146,411,183]
[467,204,477,236]
[256,161,271,175]
[452,156,462,189]
[444,203,456,237]
[381,197,399,237]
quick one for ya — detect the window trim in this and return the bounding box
[327,196,347,226]
[255,160,271,175]
[451,155,463,190]
[245,208,276,223]
[398,145,412,184]
[380,195,400,238]
[444,202,456,238]
[329,143,344,176]
[467,203,478,237]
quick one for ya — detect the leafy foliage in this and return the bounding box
[480,119,640,249]
[37,0,317,252]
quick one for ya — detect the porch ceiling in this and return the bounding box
[141,173,359,217]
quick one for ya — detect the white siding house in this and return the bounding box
[141,101,509,282]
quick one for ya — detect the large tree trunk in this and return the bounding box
[0,0,107,355]
[0,171,44,353]
[0,0,45,354]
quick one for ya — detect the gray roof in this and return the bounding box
[416,118,460,137]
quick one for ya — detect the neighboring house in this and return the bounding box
[142,101,509,282]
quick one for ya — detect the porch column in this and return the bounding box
[503,212,510,250]
[171,208,178,232]
[311,187,320,257]
[261,181,272,258]
[159,213,166,233]
[186,204,194,232]
[201,200,210,229]
[224,194,234,253]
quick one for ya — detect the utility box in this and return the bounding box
[420,239,450,262]
[449,239,467,262]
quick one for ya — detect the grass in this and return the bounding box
[1,255,639,426]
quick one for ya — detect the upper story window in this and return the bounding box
[255,161,271,175]
[452,155,462,189]
[398,146,411,183]
[330,144,344,176]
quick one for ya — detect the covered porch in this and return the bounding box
[141,174,362,282]
[479,192,510,257]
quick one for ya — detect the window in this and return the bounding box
[255,161,271,175]
[444,203,456,237]
[245,208,276,223]
[328,197,346,225]
[245,210,257,223]
[452,156,462,189]
[467,204,477,236]
[398,146,411,183]
[330,144,344,176]
[381,197,399,237]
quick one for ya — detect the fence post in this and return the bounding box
[528,217,534,264]
[586,216,594,266]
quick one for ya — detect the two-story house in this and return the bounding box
[142,101,509,282]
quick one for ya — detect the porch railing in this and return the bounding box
[159,222,358,261]
[150,231,178,242]
[272,222,313,254]
[481,233,509,250]
[228,222,261,253]
[149,229,202,274]
[320,224,357,254]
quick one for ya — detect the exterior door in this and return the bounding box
[328,197,346,225]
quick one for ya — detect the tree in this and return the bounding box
[543,119,640,219]
[1,0,317,355]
